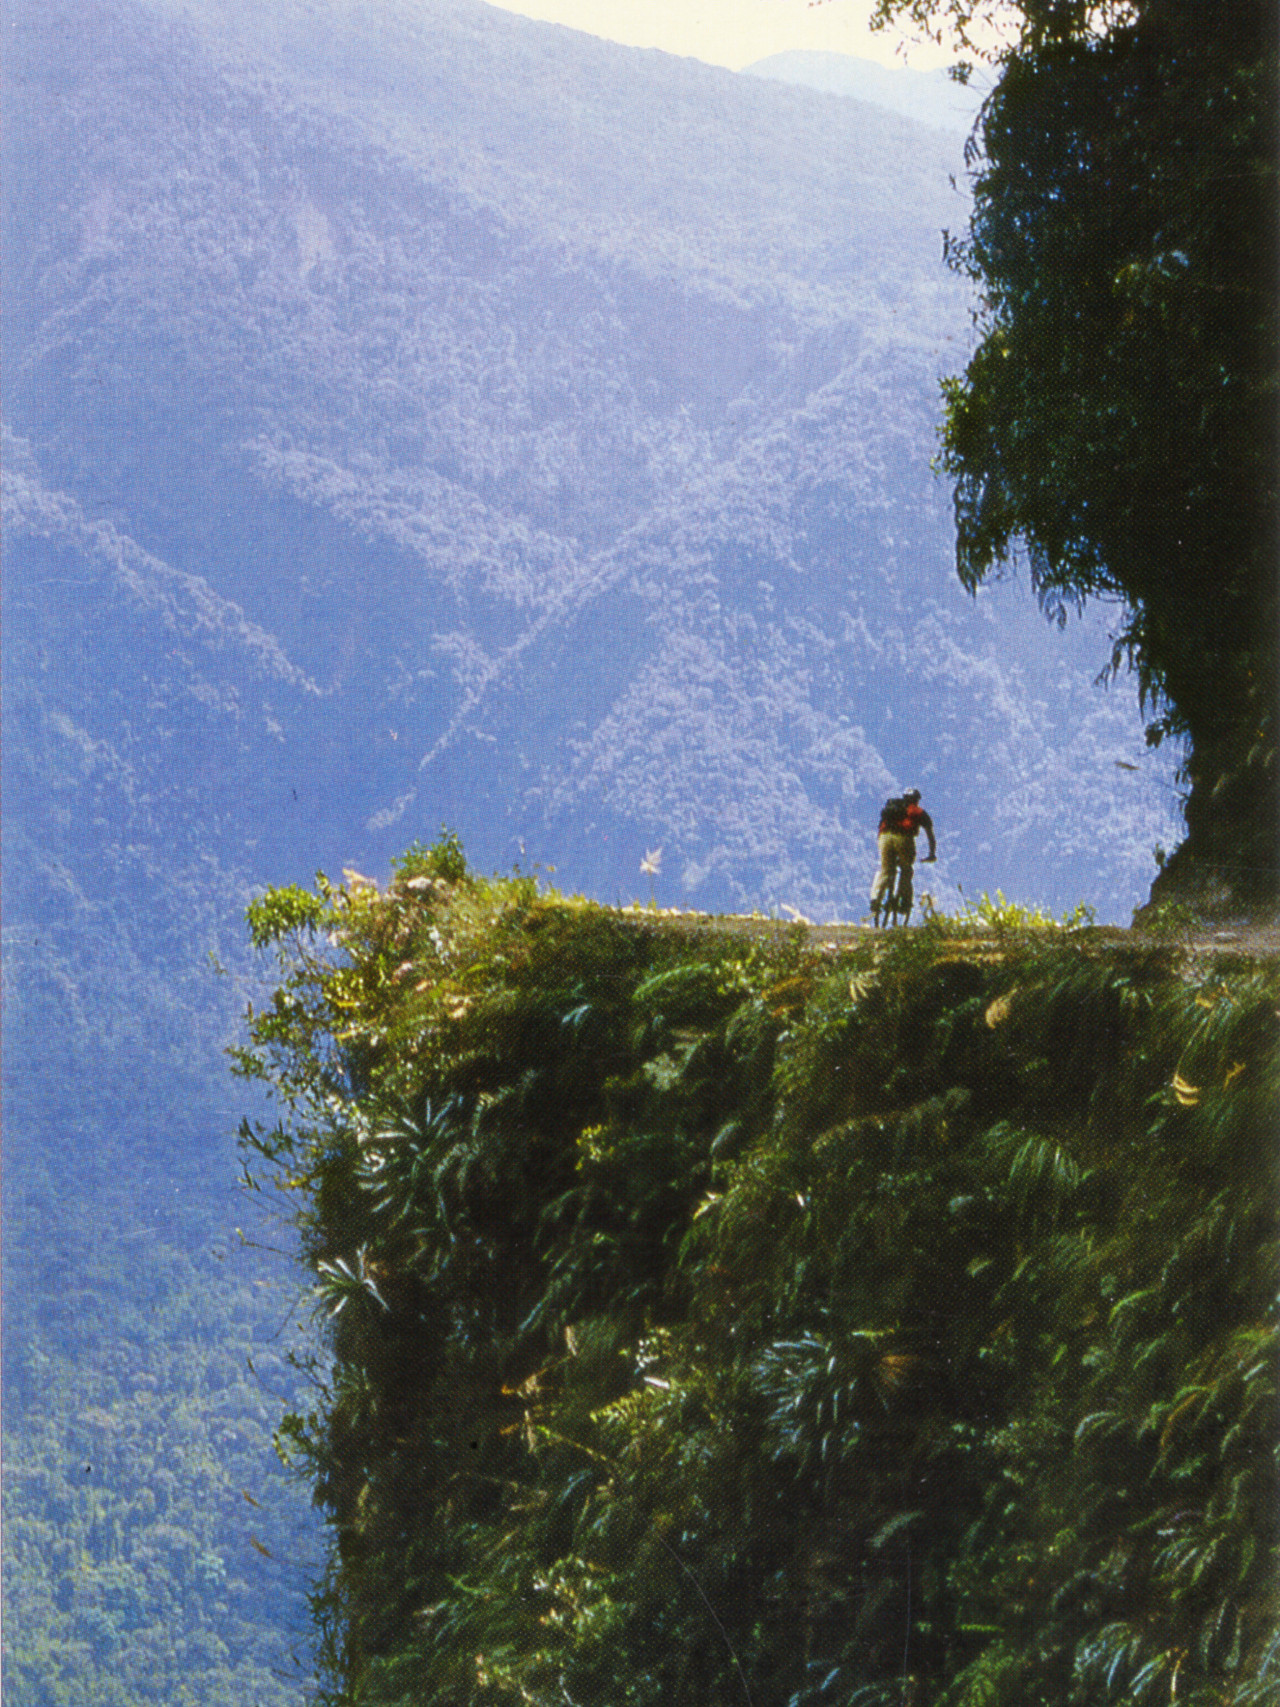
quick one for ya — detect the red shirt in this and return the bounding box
[901,803,928,837]
[880,801,928,836]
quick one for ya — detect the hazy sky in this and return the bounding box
[480,0,959,72]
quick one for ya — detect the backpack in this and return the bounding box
[879,796,911,833]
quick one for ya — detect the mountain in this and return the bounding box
[742,48,987,133]
[2,0,1182,1696]
[3,0,1177,1029]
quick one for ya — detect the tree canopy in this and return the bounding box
[877,0,1279,907]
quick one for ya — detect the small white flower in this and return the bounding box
[640,847,663,877]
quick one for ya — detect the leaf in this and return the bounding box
[1172,1072,1201,1106]
[1108,1286,1158,1326]
[868,1509,923,1551]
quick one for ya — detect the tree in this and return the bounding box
[876,0,1279,909]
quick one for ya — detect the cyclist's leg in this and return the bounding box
[897,848,916,924]
[869,834,896,924]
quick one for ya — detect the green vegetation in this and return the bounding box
[238,836,1278,1705]
[936,889,1097,933]
[1,1142,313,1706]
[877,0,1279,906]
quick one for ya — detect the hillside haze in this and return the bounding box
[743,48,987,132]
[4,0,1179,1132]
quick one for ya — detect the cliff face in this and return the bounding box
[240,845,1278,1707]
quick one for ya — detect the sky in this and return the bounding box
[479,0,961,73]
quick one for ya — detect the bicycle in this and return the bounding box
[870,854,935,928]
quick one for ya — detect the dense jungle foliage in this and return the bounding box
[238,839,1278,1707]
[1,1137,314,1705]
[877,0,1280,906]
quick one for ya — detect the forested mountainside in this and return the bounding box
[3,2,1185,1701]
[239,846,1279,1706]
[3,0,1180,1147]
[2,1145,314,1705]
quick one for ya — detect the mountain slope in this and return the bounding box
[3,0,1186,1182]
[743,48,986,132]
[2,4,1184,1699]
[4,0,1176,909]
[4,0,1183,1137]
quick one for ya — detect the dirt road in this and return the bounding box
[612,905,1280,963]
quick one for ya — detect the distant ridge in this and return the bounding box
[742,49,984,134]
[3,0,1180,1164]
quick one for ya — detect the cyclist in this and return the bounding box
[870,789,936,926]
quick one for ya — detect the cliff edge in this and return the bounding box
[236,845,1279,1706]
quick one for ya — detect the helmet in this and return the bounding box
[904,788,921,802]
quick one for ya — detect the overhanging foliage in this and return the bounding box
[878,0,1279,904]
